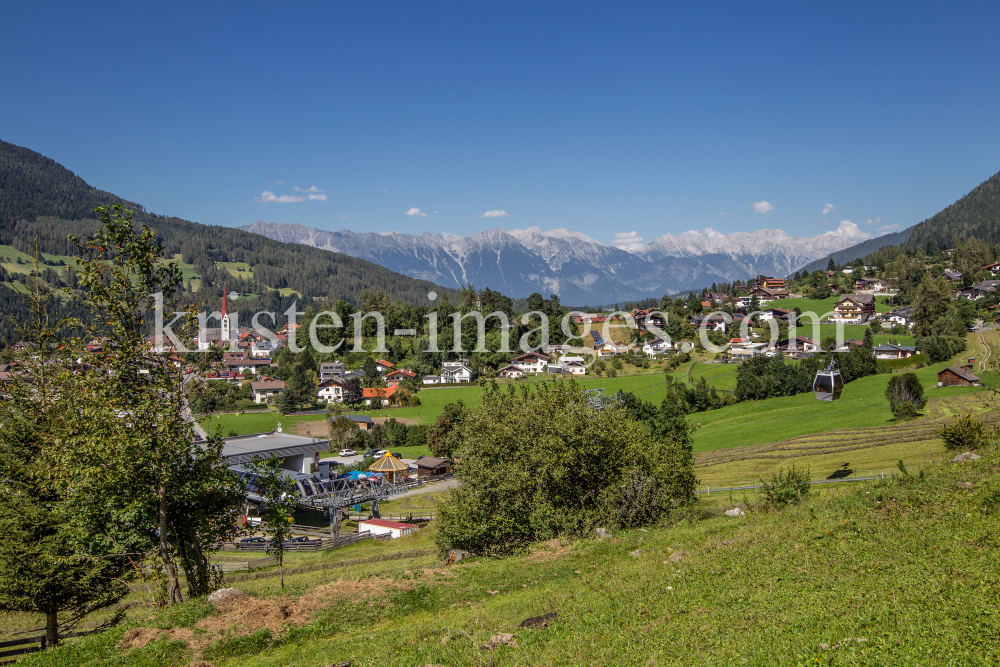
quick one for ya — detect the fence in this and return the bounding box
[698,465,920,496]
[0,631,90,664]
[214,530,375,555]
[348,512,436,522]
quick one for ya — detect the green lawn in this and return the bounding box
[691,359,995,454]
[200,411,328,437]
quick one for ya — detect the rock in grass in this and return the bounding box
[667,550,684,563]
[724,508,746,517]
[959,482,974,490]
[596,527,609,539]
[520,612,557,628]
[951,451,982,463]
[630,549,644,558]
[481,633,518,651]
[207,588,248,606]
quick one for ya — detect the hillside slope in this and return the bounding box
[17,445,1000,666]
[0,139,453,306]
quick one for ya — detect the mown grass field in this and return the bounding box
[16,446,1000,666]
[774,294,895,315]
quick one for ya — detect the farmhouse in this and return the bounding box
[937,366,980,387]
[886,307,913,328]
[385,368,417,385]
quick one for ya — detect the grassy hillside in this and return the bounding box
[16,444,1000,666]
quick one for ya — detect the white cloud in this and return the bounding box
[406,208,428,217]
[826,219,870,242]
[254,188,327,203]
[822,203,835,215]
[339,214,349,218]
[611,231,645,251]
[876,224,901,236]
[295,186,324,193]
[433,210,439,214]
[276,180,285,185]
[483,209,508,218]
[752,201,774,214]
[702,226,725,238]
[865,216,882,226]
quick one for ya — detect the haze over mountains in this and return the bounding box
[241,220,876,304]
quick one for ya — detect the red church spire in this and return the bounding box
[221,286,229,316]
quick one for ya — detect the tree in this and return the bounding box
[0,270,130,647]
[60,205,244,605]
[885,372,926,419]
[436,382,696,556]
[342,378,364,408]
[863,326,874,349]
[827,257,836,271]
[362,356,380,387]
[246,455,297,588]
[427,400,469,458]
[328,415,357,449]
[277,388,297,415]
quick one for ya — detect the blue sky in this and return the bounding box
[4,1,1000,249]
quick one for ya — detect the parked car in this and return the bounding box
[238,536,269,550]
[338,449,357,457]
[283,535,317,546]
[391,452,403,459]
[374,449,389,458]
[362,449,380,458]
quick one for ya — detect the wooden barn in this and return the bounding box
[937,366,980,387]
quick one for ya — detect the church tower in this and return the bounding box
[221,288,231,343]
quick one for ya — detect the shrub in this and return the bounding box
[759,465,810,507]
[885,372,926,418]
[936,413,991,451]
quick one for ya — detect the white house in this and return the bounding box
[642,339,674,356]
[250,380,285,404]
[316,378,344,403]
[562,361,587,375]
[358,518,417,539]
[511,352,550,374]
[440,364,473,383]
[422,375,441,385]
[886,308,913,328]
[498,364,524,379]
[251,340,279,358]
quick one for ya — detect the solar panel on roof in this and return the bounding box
[590,331,603,343]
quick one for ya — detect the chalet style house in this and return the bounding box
[511,352,550,374]
[831,294,875,323]
[316,377,345,403]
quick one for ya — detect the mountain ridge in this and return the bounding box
[240,220,870,302]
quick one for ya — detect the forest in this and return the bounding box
[0,138,456,308]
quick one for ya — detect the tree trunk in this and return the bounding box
[44,605,58,648]
[159,483,183,604]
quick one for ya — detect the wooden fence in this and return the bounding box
[0,631,90,664]
[214,530,375,555]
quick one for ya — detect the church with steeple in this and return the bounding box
[196,288,235,351]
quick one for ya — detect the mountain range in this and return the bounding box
[240,221,871,304]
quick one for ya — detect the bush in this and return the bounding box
[436,381,696,556]
[936,413,991,451]
[759,465,810,507]
[885,372,926,418]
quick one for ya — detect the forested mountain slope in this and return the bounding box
[0,139,453,306]
[797,166,1000,275]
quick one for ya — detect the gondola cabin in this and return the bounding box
[813,369,843,401]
